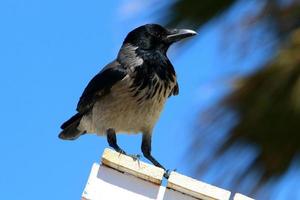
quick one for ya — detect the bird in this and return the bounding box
[59,24,197,177]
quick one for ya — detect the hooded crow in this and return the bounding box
[59,24,197,177]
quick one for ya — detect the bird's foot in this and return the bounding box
[114,148,140,161]
[115,147,126,155]
[127,154,141,161]
[164,168,177,179]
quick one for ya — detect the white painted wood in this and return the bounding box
[233,193,254,200]
[167,172,231,200]
[102,148,164,185]
[82,163,163,200]
[81,149,254,200]
[81,163,201,200]
[163,188,198,200]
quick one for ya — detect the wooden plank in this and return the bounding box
[82,163,162,200]
[101,148,164,185]
[233,193,254,200]
[82,149,252,200]
[167,172,231,200]
[164,187,198,200]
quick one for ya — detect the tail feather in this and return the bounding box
[59,113,85,140]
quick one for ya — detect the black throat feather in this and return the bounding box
[130,48,176,102]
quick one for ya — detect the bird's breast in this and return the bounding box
[130,76,174,103]
[80,72,176,135]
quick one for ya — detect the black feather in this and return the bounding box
[151,82,160,98]
[170,82,179,96]
[77,60,127,113]
[129,48,177,101]
[60,112,83,129]
[59,113,85,140]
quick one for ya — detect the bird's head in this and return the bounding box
[123,24,197,53]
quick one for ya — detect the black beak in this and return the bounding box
[165,29,197,43]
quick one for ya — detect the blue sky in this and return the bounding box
[1,0,299,199]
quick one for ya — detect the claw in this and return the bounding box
[128,154,141,161]
[164,169,171,179]
[116,148,126,155]
[164,169,176,179]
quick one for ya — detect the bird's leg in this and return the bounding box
[141,133,170,178]
[106,128,140,160]
[106,128,126,154]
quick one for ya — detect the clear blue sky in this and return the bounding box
[0,0,298,199]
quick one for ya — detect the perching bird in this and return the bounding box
[59,24,196,176]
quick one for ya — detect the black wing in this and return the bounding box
[76,60,127,113]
